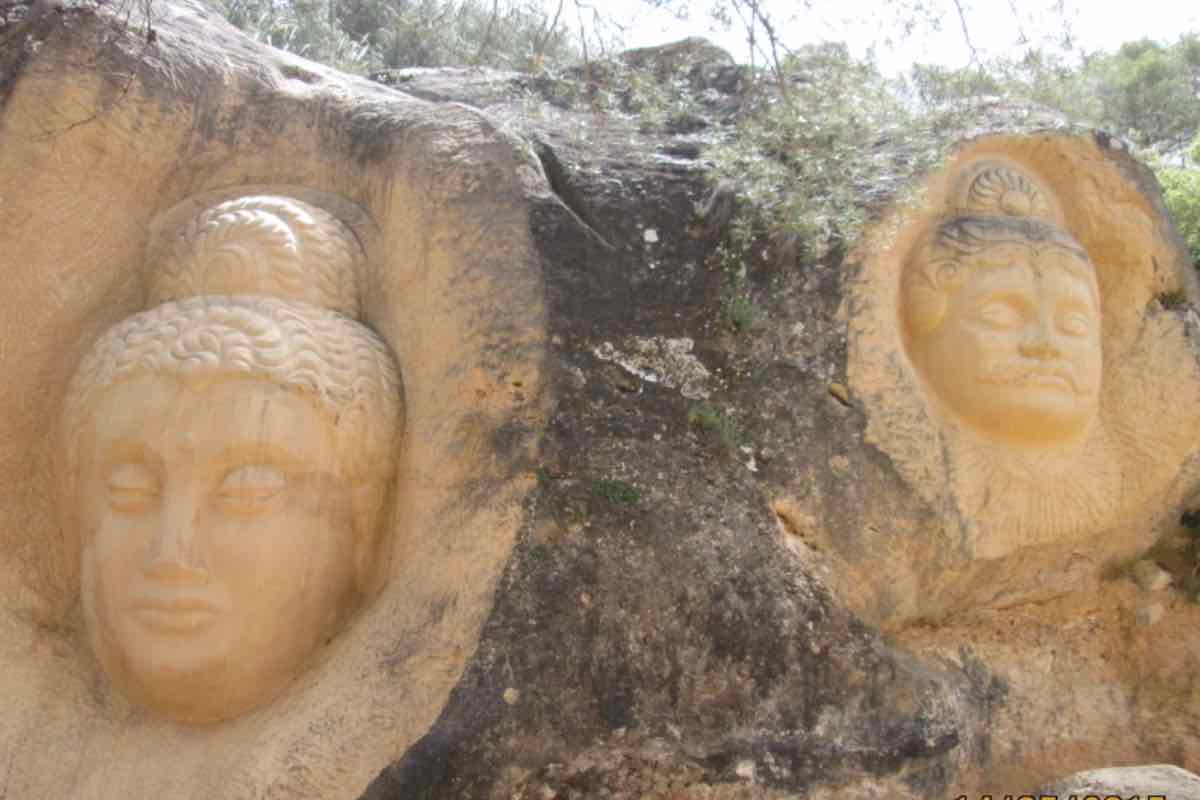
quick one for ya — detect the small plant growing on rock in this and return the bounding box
[688,402,739,455]
[1181,509,1200,594]
[726,293,754,333]
[708,43,942,264]
[1157,288,1190,310]
[591,478,640,505]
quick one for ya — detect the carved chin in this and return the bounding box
[958,387,1097,445]
[85,602,280,724]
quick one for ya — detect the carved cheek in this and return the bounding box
[1078,338,1103,394]
[959,321,1018,372]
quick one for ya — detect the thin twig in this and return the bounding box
[573,0,587,67]
[471,0,499,65]
[950,0,980,67]
[1005,0,1028,45]
[533,0,564,65]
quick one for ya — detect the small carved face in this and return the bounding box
[77,372,358,723]
[910,239,1102,444]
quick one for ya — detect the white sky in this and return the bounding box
[599,0,1200,71]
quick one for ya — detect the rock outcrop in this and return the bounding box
[1040,765,1200,799]
[1,3,1199,799]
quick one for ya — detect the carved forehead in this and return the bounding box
[930,216,1090,260]
[61,296,403,483]
[84,372,341,471]
[915,216,1098,299]
[67,295,400,414]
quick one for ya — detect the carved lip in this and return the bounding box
[1017,370,1074,390]
[131,595,221,632]
[983,367,1076,391]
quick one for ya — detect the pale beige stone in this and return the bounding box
[60,195,405,725]
[900,164,1102,446]
[1136,602,1166,626]
[0,2,548,797]
[808,140,1200,625]
[1132,559,1174,592]
[1040,764,1200,799]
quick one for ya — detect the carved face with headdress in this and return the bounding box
[901,162,1102,446]
[58,197,403,724]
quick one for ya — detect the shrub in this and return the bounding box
[708,43,940,263]
[688,402,739,454]
[1156,139,1200,268]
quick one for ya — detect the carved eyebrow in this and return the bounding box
[1038,245,1093,274]
[99,441,163,475]
[213,442,330,476]
[1037,252,1100,305]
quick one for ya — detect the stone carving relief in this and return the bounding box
[0,6,549,794]
[0,39,546,794]
[57,197,403,723]
[836,139,1200,621]
[901,162,1102,447]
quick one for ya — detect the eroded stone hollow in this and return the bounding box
[841,142,1200,622]
[0,3,547,795]
[60,196,404,724]
[4,2,1200,799]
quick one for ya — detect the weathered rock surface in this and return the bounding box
[2,3,1200,800]
[1039,765,1200,799]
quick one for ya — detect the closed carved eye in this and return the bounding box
[975,300,1025,329]
[106,463,159,512]
[217,464,287,513]
[1057,310,1092,337]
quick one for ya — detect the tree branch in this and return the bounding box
[471,0,499,65]
[950,0,980,66]
[533,0,564,65]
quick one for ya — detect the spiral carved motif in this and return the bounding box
[151,196,363,318]
[959,162,1054,223]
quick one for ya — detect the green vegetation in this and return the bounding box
[688,402,739,454]
[1182,510,1200,596]
[1157,288,1190,311]
[211,0,576,72]
[590,478,641,505]
[726,292,754,333]
[1156,136,1200,269]
[1084,36,1200,148]
[199,0,1200,272]
[710,42,938,263]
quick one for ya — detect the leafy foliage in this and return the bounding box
[210,0,575,73]
[708,43,941,262]
[688,402,740,454]
[204,0,1200,274]
[904,34,1200,149]
[590,478,641,505]
[1155,136,1200,269]
[1084,36,1200,148]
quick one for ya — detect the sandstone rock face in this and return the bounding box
[839,140,1200,623]
[0,2,546,797]
[1039,765,1200,799]
[3,3,1200,800]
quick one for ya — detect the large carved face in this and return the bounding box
[58,199,403,725]
[906,225,1102,445]
[77,372,359,723]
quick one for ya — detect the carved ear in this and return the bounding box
[903,259,956,337]
[350,478,390,596]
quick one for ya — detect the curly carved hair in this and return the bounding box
[61,295,403,492]
[151,196,363,316]
[902,216,1097,339]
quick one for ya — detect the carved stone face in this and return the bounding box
[77,372,358,723]
[908,237,1102,445]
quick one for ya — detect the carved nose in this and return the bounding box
[1018,314,1062,360]
[144,492,207,578]
[1019,338,1061,359]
